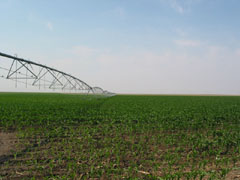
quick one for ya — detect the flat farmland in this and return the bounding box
[0,93,240,179]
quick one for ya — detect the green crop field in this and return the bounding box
[0,93,240,179]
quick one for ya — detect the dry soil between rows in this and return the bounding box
[0,132,17,157]
[225,167,240,180]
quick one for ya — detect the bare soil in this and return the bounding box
[226,166,240,180]
[0,132,17,157]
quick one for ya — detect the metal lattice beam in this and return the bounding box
[0,51,115,96]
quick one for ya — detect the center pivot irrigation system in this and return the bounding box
[0,52,115,96]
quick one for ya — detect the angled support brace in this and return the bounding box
[62,75,76,90]
[47,69,63,86]
[18,61,37,79]
[32,68,48,85]
[7,60,15,78]
[49,73,64,89]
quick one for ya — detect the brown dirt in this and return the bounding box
[0,132,17,157]
[226,167,240,180]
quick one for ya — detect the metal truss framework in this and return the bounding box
[0,52,115,96]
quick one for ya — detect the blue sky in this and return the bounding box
[0,0,240,94]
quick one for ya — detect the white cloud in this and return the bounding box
[170,0,185,14]
[162,0,203,14]
[71,44,240,94]
[46,22,53,31]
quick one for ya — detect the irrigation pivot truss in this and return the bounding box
[0,52,115,96]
